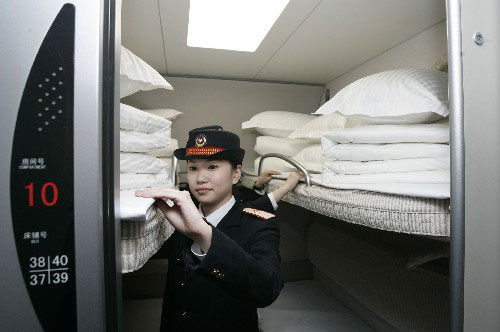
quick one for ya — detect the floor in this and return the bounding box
[123,279,374,332]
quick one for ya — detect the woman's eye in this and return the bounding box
[188,167,197,171]
[208,165,218,170]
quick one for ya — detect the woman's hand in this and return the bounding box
[255,169,281,188]
[135,188,212,251]
[283,172,305,192]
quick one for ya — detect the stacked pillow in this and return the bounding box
[316,69,450,198]
[120,103,172,190]
[243,111,329,174]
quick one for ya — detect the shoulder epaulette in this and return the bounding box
[242,208,275,220]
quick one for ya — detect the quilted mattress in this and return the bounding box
[241,174,450,237]
[121,206,175,273]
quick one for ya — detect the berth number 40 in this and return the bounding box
[24,182,59,207]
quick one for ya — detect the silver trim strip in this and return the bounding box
[447,0,465,330]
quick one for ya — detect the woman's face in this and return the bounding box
[187,159,241,209]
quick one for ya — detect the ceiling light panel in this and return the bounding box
[187,0,290,52]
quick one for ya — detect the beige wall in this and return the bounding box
[323,20,448,99]
[122,76,324,171]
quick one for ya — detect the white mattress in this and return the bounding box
[242,173,450,237]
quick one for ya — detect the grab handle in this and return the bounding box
[171,156,179,188]
[258,153,312,187]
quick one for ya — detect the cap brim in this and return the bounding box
[173,147,245,164]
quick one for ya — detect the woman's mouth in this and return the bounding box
[196,188,211,194]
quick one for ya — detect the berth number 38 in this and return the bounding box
[28,255,69,286]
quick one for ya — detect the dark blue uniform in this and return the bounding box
[160,199,283,332]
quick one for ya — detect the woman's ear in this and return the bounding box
[232,165,242,184]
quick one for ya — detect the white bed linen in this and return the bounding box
[120,152,169,174]
[120,172,171,190]
[323,157,449,175]
[323,123,449,144]
[321,140,450,161]
[260,173,449,198]
[321,170,450,184]
[120,126,171,152]
[120,189,156,221]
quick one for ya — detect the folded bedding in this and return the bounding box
[120,172,171,190]
[319,182,450,199]
[256,172,450,198]
[321,140,450,161]
[120,126,171,152]
[120,189,156,221]
[323,157,449,175]
[321,170,450,184]
[120,153,169,174]
[323,123,449,144]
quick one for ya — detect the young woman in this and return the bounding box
[135,126,284,332]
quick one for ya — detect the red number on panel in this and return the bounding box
[24,182,34,207]
[41,182,58,207]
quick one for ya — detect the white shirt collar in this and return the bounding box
[198,196,236,228]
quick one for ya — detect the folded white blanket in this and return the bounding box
[120,153,169,174]
[323,157,449,175]
[321,140,450,161]
[323,123,449,144]
[321,170,450,184]
[320,182,450,199]
[119,189,156,221]
[265,172,449,198]
[120,172,171,190]
[120,126,171,152]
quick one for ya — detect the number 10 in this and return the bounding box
[24,182,59,207]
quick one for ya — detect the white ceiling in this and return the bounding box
[121,0,446,85]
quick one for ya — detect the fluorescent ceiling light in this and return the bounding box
[187,0,290,52]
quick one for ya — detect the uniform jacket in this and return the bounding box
[160,198,283,332]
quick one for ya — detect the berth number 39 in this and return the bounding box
[28,255,69,286]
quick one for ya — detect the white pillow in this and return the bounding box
[142,109,184,121]
[243,111,317,138]
[287,113,362,142]
[120,103,171,133]
[147,139,179,157]
[120,46,173,98]
[120,152,169,174]
[120,172,171,190]
[314,69,449,123]
[291,145,325,173]
[120,126,171,152]
[254,136,313,156]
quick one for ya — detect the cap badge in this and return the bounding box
[195,134,207,148]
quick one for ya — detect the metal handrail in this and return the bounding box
[170,156,179,188]
[258,153,312,186]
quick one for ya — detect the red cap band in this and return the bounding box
[185,147,225,157]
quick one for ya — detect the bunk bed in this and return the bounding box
[241,172,450,237]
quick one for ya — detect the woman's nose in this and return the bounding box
[196,170,208,183]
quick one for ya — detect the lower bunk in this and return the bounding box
[121,178,450,331]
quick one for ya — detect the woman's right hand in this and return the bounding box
[135,188,208,238]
